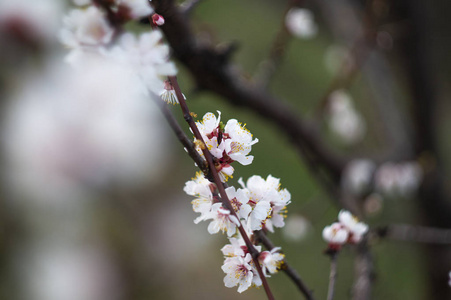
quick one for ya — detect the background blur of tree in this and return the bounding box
[0,0,451,299]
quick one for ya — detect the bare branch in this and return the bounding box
[326,252,338,300]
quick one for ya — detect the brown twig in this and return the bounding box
[150,93,212,181]
[326,252,338,300]
[168,75,275,300]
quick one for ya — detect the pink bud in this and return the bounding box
[152,14,165,26]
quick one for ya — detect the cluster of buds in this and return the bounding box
[184,112,290,292]
[322,210,369,251]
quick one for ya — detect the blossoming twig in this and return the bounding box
[168,75,275,300]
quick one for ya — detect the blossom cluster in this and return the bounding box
[193,111,259,182]
[184,112,289,292]
[59,0,176,95]
[322,210,369,250]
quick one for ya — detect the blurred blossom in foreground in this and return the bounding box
[0,0,64,44]
[285,8,318,39]
[328,89,366,145]
[3,57,170,203]
[342,159,376,196]
[375,161,423,199]
[20,246,122,300]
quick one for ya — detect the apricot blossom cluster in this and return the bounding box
[322,210,369,251]
[184,112,289,293]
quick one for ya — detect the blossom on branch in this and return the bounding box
[222,253,254,293]
[323,210,368,250]
[259,247,285,276]
[194,111,258,182]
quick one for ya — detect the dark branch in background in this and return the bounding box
[392,0,451,298]
[376,224,451,245]
[153,0,348,189]
[168,75,275,300]
[352,240,373,300]
[255,230,315,300]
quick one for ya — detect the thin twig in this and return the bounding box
[255,230,315,300]
[150,93,212,181]
[326,252,338,300]
[254,0,304,87]
[168,75,275,300]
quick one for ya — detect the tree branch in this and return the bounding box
[153,0,347,185]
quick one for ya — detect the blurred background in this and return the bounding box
[0,0,450,299]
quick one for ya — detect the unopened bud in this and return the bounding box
[152,14,165,26]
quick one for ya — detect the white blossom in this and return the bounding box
[338,210,368,243]
[375,161,423,198]
[226,186,252,220]
[239,175,291,232]
[322,222,349,247]
[59,7,114,63]
[285,8,318,39]
[342,159,376,195]
[259,248,284,276]
[197,203,240,237]
[107,31,177,95]
[117,0,153,19]
[328,90,366,145]
[3,58,169,202]
[194,112,258,182]
[222,254,254,293]
[184,172,214,222]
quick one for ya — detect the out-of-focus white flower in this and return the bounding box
[3,57,169,202]
[197,203,240,237]
[328,90,366,145]
[342,159,376,195]
[338,210,368,243]
[322,222,349,248]
[118,0,154,19]
[21,246,122,300]
[107,31,177,95]
[448,271,451,287]
[222,253,254,293]
[0,0,64,44]
[59,7,114,62]
[73,0,91,5]
[259,248,284,276]
[283,214,311,242]
[374,161,423,198]
[285,8,317,39]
